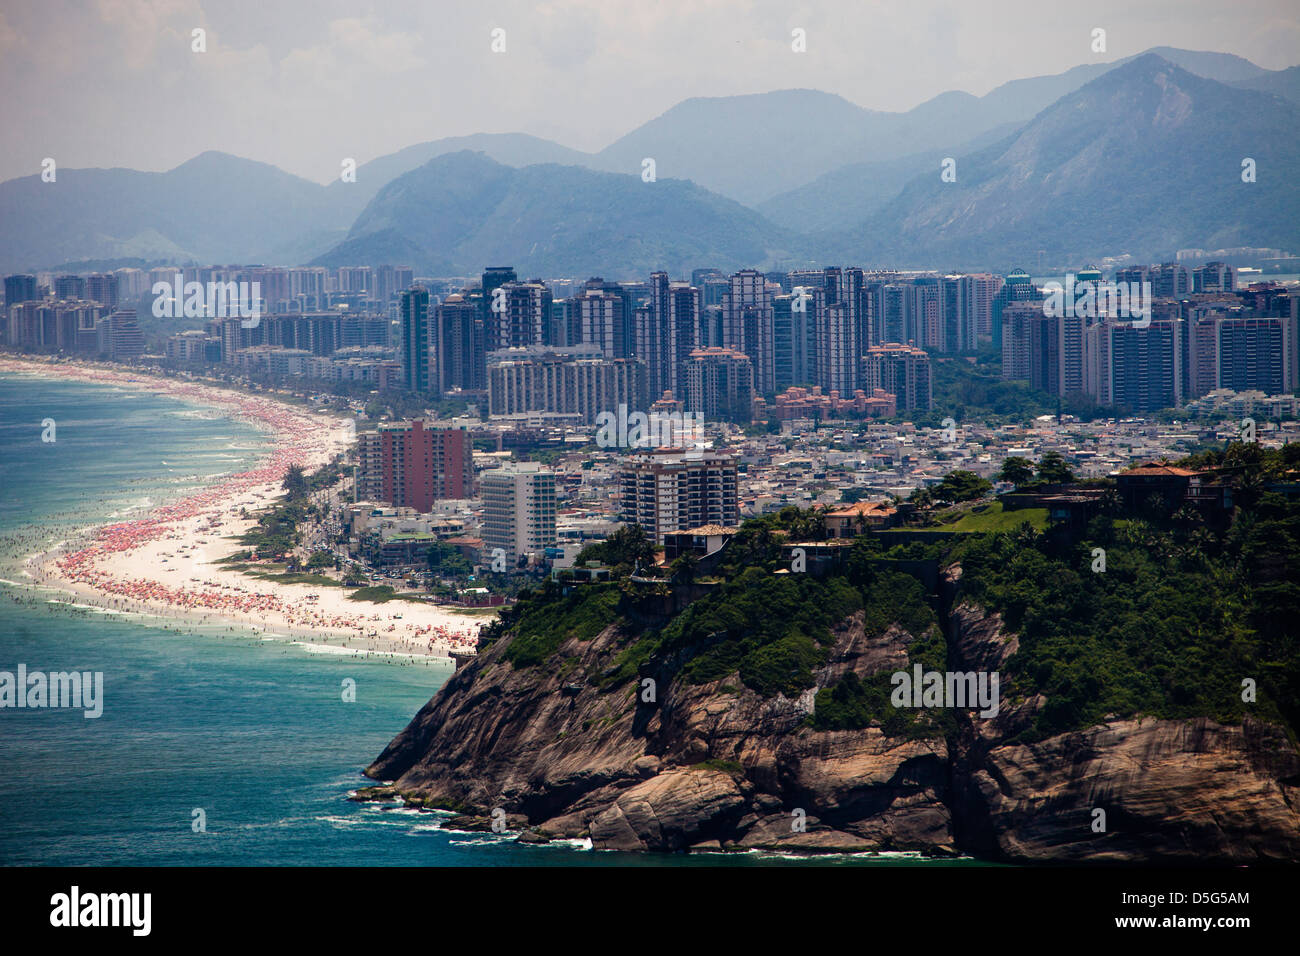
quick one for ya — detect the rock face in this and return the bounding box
[366,569,1300,861]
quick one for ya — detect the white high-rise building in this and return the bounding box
[480,462,557,566]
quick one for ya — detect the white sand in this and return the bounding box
[5,358,489,658]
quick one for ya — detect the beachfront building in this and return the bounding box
[487,345,644,424]
[480,461,557,567]
[357,420,475,513]
[95,309,146,361]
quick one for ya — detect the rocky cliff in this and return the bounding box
[363,567,1300,861]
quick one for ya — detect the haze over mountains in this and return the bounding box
[2,47,1297,278]
[826,54,1300,267]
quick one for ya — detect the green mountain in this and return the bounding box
[822,54,1300,269]
[0,151,353,273]
[312,150,798,278]
[756,124,1020,232]
[3,48,1295,275]
[1230,64,1300,106]
[326,132,594,214]
[587,48,1292,208]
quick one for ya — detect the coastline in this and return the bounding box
[1,357,486,659]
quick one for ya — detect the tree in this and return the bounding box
[996,456,1035,488]
[933,470,992,503]
[908,486,936,510]
[426,542,471,579]
[576,525,657,576]
[777,506,823,540]
[1035,451,1074,485]
[282,464,308,499]
[670,550,700,584]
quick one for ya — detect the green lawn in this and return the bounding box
[346,585,434,605]
[944,501,1048,533]
[878,501,1050,536]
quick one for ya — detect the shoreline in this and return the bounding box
[0,357,487,659]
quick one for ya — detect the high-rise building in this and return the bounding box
[433,294,485,393]
[1152,263,1191,299]
[630,273,701,401]
[6,299,103,350]
[1217,316,1293,395]
[487,347,643,423]
[1025,313,1061,395]
[94,309,145,361]
[670,282,702,392]
[488,280,552,351]
[1096,319,1184,413]
[876,283,908,345]
[721,269,774,394]
[862,343,932,411]
[824,266,866,353]
[938,274,994,353]
[357,420,474,512]
[638,272,674,401]
[481,267,518,303]
[571,283,627,358]
[992,270,1038,350]
[481,462,557,565]
[289,267,329,306]
[1115,265,1149,288]
[815,301,858,395]
[1193,262,1236,294]
[619,450,739,543]
[967,273,1003,343]
[772,294,796,391]
[83,273,119,311]
[691,268,723,288]
[4,274,37,308]
[685,347,753,423]
[909,277,942,350]
[399,287,432,392]
[698,274,730,310]
[54,275,86,301]
[337,266,372,294]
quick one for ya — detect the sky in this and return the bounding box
[1,0,1297,185]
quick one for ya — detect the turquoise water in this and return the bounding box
[0,373,965,867]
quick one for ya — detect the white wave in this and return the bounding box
[287,641,439,662]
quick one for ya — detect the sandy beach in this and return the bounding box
[2,358,487,658]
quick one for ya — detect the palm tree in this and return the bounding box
[671,550,699,584]
[1012,521,1042,550]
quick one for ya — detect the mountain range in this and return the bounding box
[2,47,1297,277]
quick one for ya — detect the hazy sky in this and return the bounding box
[2,0,1297,184]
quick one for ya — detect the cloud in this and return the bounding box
[0,0,1296,184]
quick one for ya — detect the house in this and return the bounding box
[822,501,899,538]
[1115,463,1230,513]
[779,540,855,577]
[662,524,739,562]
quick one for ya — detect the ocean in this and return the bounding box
[0,372,966,867]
